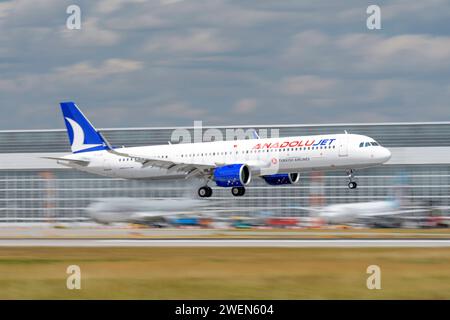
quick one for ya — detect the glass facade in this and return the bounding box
[0,123,449,222]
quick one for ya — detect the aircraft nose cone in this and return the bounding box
[381,148,391,162]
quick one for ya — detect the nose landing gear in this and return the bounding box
[347,169,358,189]
[348,181,357,189]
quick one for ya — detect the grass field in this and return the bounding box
[0,247,449,299]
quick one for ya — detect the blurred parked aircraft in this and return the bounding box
[303,200,447,226]
[87,197,215,225]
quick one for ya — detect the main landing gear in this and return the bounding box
[347,169,358,189]
[198,186,213,198]
[198,186,246,197]
[231,186,246,197]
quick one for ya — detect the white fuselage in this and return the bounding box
[59,133,391,180]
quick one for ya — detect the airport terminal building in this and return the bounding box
[1,122,450,222]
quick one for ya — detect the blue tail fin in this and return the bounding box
[60,102,109,154]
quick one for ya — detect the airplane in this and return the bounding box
[300,200,441,226]
[87,197,215,225]
[46,102,392,197]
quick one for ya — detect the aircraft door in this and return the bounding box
[338,134,348,157]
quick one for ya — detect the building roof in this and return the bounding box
[1,122,449,153]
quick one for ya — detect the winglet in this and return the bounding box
[251,129,260,139]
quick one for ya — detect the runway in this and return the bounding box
[1,225,449,239]
[1,239,450,247]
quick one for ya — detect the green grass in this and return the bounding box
[0,247,449,299]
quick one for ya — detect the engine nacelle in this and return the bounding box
[262,173,300,186]
[213,164,251,187]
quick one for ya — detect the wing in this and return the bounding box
[99,132,215,178]
[108,147,216,178]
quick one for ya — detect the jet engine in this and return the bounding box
[262,173,300,185]
[213,164,251,187]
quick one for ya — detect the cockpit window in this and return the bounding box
[360,141,381,147]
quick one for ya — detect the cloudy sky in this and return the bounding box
[1,0,450,129]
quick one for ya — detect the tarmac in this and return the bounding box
[0,224,450,238]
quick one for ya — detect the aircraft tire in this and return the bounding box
[348,182,357,189]
[231,187,245,196]
[198,186,213,197]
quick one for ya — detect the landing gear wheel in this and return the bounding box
[348,181,357,189]
[346,169,357,189]
[198,186,213,198]
[231,187,246,197]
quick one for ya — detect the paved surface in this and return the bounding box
[0,225,449,239]
[1,239,450,247]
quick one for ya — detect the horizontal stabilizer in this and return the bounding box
[42,157,90,167]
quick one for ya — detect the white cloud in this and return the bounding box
[382,0,450,20]
[55,59,143,78]
[145,29,237,54]
[0,1,13,18]
[0,79,16,91]
[334,33,450,73]
[0,0,60,23]
[285,30,450,74]
[60,18,121,46]
[95,0,146,14]
[0,59,143,93]
[161,0,185,5]
[280,75,336,95]
[153,102,206,118]
[104,13,166,30]
[232,98,258,114]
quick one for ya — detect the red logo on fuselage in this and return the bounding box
[253,138,336,149]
